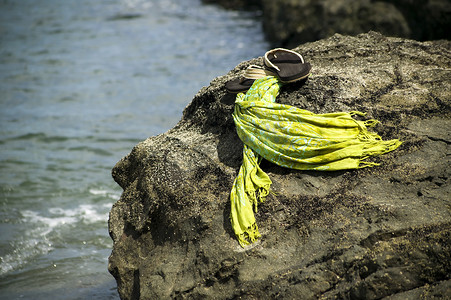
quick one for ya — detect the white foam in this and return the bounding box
[89,189,108,196]
[22,209,78,236]
[89,188,121,200]
[77,204,110,224]
[21,203,112,237]
[47,203,110,225]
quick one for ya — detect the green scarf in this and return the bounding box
[230,76,402,247]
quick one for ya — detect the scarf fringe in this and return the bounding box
[364,119,380,128]
[358,139,403,168]
[350,110,367,117]
[236,222,261,247]
[246,185,270,213]
[350,111,380,129]
[357,160,380,168]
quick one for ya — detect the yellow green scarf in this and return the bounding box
[230,76,402,247]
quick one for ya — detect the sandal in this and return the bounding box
[264,48,311,83]
[225,65,276,93]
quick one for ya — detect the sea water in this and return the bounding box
[0,0,268,298]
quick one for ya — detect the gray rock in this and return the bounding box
[108,32,451,299]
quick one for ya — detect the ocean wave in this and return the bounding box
[0,203,113,276]
[22,203,112,231]
[0,237,53,275]
[21,209,78,236]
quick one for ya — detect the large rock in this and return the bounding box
[204,0,451,47]
[108,32,451,299]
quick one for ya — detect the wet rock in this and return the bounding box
[108,32,451,299]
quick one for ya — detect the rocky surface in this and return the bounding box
[204,0,451,47]
[108,32,451,299]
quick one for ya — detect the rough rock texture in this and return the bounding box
[204,0,451,47]
[108,32,451,299]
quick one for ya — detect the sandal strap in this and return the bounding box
[240,65,277,82]
[264,48,305,72]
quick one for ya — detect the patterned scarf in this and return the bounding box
[230,76,402,247]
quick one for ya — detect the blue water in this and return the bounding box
[0,0,268,298]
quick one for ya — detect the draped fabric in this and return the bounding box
[230,76,402,247]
